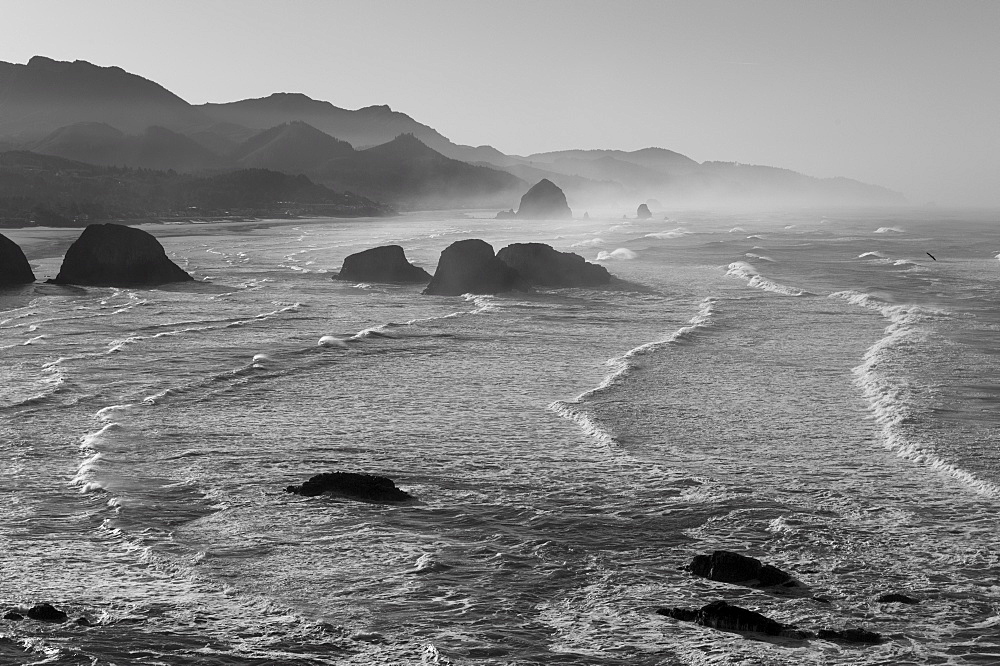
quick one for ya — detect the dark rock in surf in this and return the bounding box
[26,603,68,623]
[637,203,652,219]
[0,233,35,285]
[817,627,884,644]
[496,242,612,287]
[688,550,798,588]
[423,239,526,296]
[335,245,430,284]
[52,223,192,287]
[2,611,23,621]
[516,179,572,219]
[75,616,93,626]
[876,592,919,605]
[285,472,412,502]
[659,600,785,636]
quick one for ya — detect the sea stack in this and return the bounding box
[423,239,525,296]
[637,203,652,219]
[496,243,612,287]
[335,245,430,283]
[52,223,192,287]
[0,234,35,285]
[515,179,572,219]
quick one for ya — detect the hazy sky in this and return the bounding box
[2,0,998,206]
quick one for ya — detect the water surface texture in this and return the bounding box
[2,209,999,664]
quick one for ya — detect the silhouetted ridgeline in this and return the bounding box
[0,56,907,210]
[0,151,392,227]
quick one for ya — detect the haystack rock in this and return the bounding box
[0,234,35,285]
[637,203,652,219]
[52,223,192,287]
[497,243,612,287]
[516,179,572,219]
[335,245,430,283]
[285,472,412,502]
[423,239,526,296]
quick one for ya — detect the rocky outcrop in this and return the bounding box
[51,223,192,287]
[0,234,35,285]
[637,203,652,219]
[423,239,526,296]
[335,245,430,283]
[495,208,516,219]
[658,601,883,644]
[876,592,919,604]
[688,550,799,588]
[496,243,612,287]
[658,601,785,636]
[515,179,572,219]
[25,604,67,623]
[286,472,412,502]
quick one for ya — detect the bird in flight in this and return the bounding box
[926,252,936,261]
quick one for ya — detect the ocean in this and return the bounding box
[1,208,999,665]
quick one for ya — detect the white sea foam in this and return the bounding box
[318,335,348,348]
[595,248,637,262]
[830,290,1000,498]
[875,226,904,234]
[644,229,689,240]
[549,298,717,446]
[726,261,809,296]
[572,238,605,248]
[744,252,774,262]
[728,227,746,233]
[859,251,888,259]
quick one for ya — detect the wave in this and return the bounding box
[549,297,717,446]
[726,261,810,296]
[859,251,888,259]
[644,229,689,240]
[830,290,1000,497]
[728,227,746,233]
[596,248,637,261]
[875,226,904,234]
[744,252,774,262]
[572,238,605,248]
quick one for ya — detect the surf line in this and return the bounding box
[549,297,717,447]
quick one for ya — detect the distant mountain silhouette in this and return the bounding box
[231,121,355,174]
[314,134,524,208]
[0,56,213,141]
[31,122,224,171]
[0,56,906,209]
[0,150,390,226]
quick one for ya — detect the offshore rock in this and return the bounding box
[876,592,919,604]
[52,223,192,287]
[0,233,35,284]
[285,472,412,502]
[817,627,884,644]
[658,600,784,636]
[495,208,516,220]
[2,611,23,621]
[688,550,798,588]
[26,603,68,622]
[516,179,572,219]
[496,243,612,287]
[423,239,526,296]
[335,245,430,283]
[637,203,652,219]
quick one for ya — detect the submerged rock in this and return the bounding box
[876,592,919,605]
[0,233,35,285]
[817,627,884,644]
[26,603,67,623]
[52,223,192,287]
[496,243,612,287]
[335,245,430,283]
[637,203,652,219]
[688,550,798,588]
[423,239,526,296]
[658,600,784,636]
[516,179,572,219]
[286,472,412,502]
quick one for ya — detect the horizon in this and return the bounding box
[2,0,999,207]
